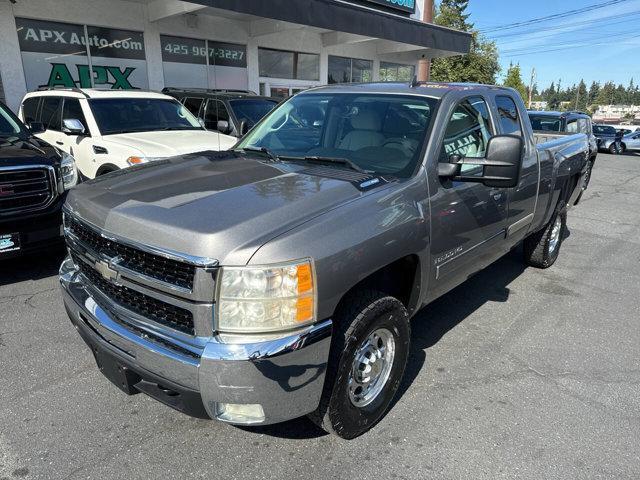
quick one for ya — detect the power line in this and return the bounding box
[487,10,640,41]
[501,34,640,58]
[499,25,640,50]
[479,0,633,33]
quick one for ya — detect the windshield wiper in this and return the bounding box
[237,146,279,161]
[281,155,368,173]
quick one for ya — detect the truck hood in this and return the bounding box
[65,151,375,265]
[102,130,237,157]
[0,135,60,168]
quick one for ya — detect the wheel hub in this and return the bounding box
[549,216,562,253]
[348,328,395,408]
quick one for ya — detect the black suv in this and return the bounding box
[162,88,278,137]
[0,101,77,258]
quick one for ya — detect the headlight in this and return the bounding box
[216,259,316,333]
[127,156,165,166]
[61,152,78,190]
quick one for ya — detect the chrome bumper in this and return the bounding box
[60,257,332,425]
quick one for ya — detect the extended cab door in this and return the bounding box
[492,94,539,243]
[429,95,509,298]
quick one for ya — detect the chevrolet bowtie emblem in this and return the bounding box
[94,260,118,282]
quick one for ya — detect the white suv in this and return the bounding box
[19,89,237,179]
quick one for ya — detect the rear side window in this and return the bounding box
[22,97,41,124]
[577,118,588,134]
[440,96,493,174]
[62,98,87,131]
[495,96,521,136]
[183,97,204,117]
[566,119,578,133]
[41,97,62,131]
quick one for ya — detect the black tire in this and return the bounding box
[523,200,567,269]
[620,143,627,154]
[609,143,618,154]
[582,158,594,191]
[309,290,410,439]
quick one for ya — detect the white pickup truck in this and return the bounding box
[19,89,237,179]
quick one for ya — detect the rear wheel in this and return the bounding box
[582,158,594,191]
[309,290,410,439]
[609,143,618,154]
[523,201,567,269]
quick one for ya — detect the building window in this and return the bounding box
[380,62,415,82]
[328,56,373,84]
[258,48,319,81]
[160,35,248,90]
[15,18,148,91]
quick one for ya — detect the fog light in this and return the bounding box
[215,403,265,424]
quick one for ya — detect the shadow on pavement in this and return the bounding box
[0,246,66,286]
[249,247,529,440]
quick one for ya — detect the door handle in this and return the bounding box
[56,141,64,146]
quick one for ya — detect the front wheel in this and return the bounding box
[309,290,410,439]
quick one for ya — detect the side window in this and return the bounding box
[495,96,521,136]
[62,98,88,131]
[22,97,40,124]
[204,100,230,131]
[566,119,578,133]
[41,97,62,131]
[577,118,588,134]
[183,97,204,118]
[441,96,493,174]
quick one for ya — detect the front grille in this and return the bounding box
[0,168,55,214]
[73,253,195,335]
[67,216,195,290]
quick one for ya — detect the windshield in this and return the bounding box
[593,125,616,135]
[529,114,562,132]
[89,98,202,135]
[236,93,437,177]
[229,99,278,126]
[0,103,27,138]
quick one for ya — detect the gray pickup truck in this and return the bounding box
[60,82,589,439]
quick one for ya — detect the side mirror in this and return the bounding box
[28,121,45,134]
[438,135,522,189]
[62,118,86,135]
[216,120,231,134]
[239,120,249,136]
[197,117,206,128]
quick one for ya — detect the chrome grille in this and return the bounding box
[72,252,195,335]
[0,167,56,215]
[66,216,195,290]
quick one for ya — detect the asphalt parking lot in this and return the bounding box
[1,152,639,479]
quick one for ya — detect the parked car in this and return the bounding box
[163,88,279,137]
[603,130,640,154]
[60,82,589,439]
[593,124,622,154]
[529,110,597,190]
[18,88,237,180]
[0,101,77,258]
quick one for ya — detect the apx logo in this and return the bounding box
[43,63,136,89]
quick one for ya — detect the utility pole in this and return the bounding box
[575,86,580,111]
[528,68,536,109]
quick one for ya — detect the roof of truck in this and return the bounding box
[302,81,517,99]
[23,88,172,100]
[527,110,591,118]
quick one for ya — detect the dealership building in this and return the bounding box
[0,0,470,112]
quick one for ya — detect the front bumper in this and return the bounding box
[60,257,332,425]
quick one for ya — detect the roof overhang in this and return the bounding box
[183,0,472,56]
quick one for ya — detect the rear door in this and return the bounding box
[430,95,509,292]
[38,96,67,148]
[626,132,640,151]
[493,94,538,242]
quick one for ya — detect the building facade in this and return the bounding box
[0,0,471,112]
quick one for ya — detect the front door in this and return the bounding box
[430,96,509,296]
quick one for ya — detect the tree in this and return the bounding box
[430,0,500,84]
[575,80,588,111]
[502,63,528,102]
[588,81,600,107]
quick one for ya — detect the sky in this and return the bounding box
[464,0,640,90]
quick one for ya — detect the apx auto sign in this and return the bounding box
[361,0,415,14]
